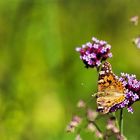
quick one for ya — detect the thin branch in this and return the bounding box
[119,109,124,135]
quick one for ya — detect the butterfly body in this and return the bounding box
[96,62,126,114]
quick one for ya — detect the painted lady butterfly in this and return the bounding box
[96,61,126,114]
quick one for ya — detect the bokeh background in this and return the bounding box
[0,0,140,140]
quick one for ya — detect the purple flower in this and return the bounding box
[110,73,140,113]
[76,37,112,68]
[127,106,133,114]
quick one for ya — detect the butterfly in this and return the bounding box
[96,61,126,114]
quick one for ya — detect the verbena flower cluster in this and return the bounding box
[76,37,112,68]
[110,73,140,113]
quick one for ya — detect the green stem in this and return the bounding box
[119,109,123,135]
[92,121,102,133]
[112,112,119,129]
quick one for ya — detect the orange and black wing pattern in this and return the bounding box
[96,62,126,114]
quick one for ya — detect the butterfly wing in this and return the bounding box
[97,62,125,114]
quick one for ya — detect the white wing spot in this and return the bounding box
[99,71,105,75]
[106,70,109,73]
[98,79,104,83]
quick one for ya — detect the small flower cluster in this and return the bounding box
[87,108,98,121]
[66,115,82,132]
[106,117,119,133]
[77,100,86,108]
[133,36,140,48]
[76,37,112,68]
[67,99,128,139]
[130,15,139,26]
[110,73,140,113]
[106,117,126,140]
[67,100,104,139]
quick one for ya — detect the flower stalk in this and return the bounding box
[119,109,124,135]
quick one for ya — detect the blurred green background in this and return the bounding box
[0,0,140,140]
